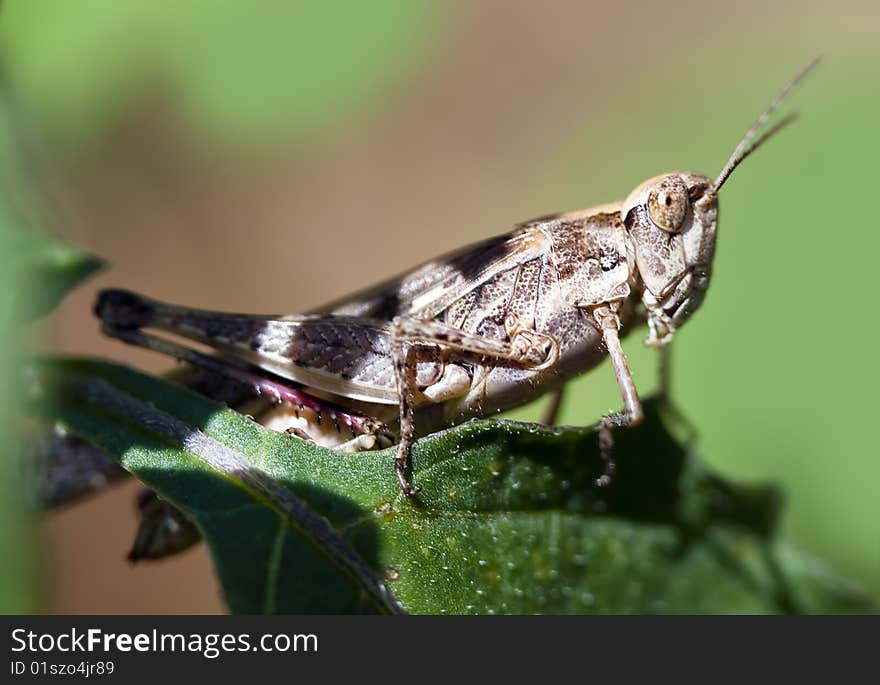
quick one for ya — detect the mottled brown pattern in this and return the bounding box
[461,267,517,331]
[507,256,544,327]
[442,289,477,329]
[545,213,630,307]
[626,204,687,298]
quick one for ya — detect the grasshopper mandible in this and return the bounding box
[95,60,818,497]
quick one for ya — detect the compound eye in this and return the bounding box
[647,175,689,232]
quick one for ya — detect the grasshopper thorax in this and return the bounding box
[621,172,718,347]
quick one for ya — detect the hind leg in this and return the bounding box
[390,315,560,497]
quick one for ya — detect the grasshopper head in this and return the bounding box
[619,58,819,346]
[621,172,717,347]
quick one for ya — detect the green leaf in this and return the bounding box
[3,231,104,323]
[0,215,47,612]
[29,358,878,614]
[0,93,102,323]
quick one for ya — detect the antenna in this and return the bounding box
[711,56,821,195]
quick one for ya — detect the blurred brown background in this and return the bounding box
[2,0,876,611]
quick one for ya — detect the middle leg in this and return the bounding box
[541,388,565,426]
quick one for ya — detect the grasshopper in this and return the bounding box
[95,60,818,497]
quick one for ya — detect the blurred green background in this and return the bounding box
[0,0,876,612]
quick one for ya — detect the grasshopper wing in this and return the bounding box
[96,291,435,404]
[311,226,551,321]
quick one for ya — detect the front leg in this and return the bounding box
[593,305,644,486]
[390,316,559,497]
